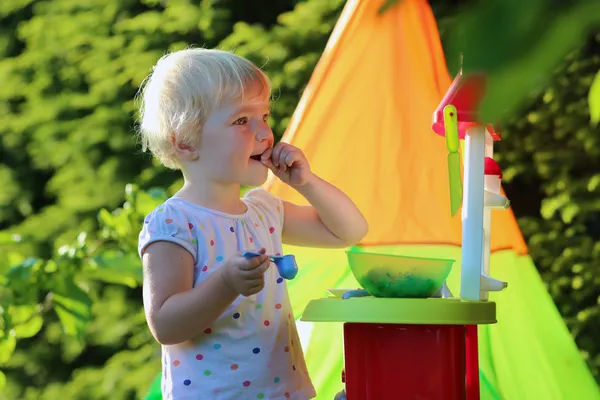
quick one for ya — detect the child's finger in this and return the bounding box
[261,157,276,171]
[243,275,265,290]
[277,148,289,170]
[245,260,271,278]
[284,149,301,167]
[247,280,265,295]
[260,148,272,162]
[271,143,285,167]
[239,251,268,270]
[250,256,269,269]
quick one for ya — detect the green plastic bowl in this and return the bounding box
[346,249,455,298]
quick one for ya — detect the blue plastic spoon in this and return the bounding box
[242,251,299,280]
[341,289,370,299]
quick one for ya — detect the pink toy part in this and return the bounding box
[432,72,502,141]
[484,157,502,178]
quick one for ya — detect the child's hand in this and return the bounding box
[220,248,271,296]
[261,142,313,187]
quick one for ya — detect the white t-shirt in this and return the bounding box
[138,188,316,400]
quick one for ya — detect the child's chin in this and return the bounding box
[242,171,269,187]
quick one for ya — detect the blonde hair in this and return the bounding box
[135,48,271,169]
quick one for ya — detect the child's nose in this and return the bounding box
[255,126,274,144]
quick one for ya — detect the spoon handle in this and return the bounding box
[243,251,282,260]
[242,251,267,259]
[342,289,370,299]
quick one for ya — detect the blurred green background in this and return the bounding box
[0,0,599,398]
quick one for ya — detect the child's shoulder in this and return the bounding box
[243,187,282,210]
[143,198,195,225]
[142,197,227,237]
[138,199,200,260]
[145,196,231,222]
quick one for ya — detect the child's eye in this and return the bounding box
[233,117,248,125]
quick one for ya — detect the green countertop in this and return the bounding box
[301,297,496,325]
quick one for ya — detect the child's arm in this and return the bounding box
[262,143,368,248]
[142,241,237,345]
[282,174,368,247]
[142,242,269,345]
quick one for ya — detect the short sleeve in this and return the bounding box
[244,188,284,232]
[138,202,197,262]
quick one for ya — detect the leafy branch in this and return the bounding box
[0,185,166,388]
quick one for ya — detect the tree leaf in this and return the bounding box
[589,69,600,126]
[98,209,114,229]
[0,369,6,390]
[9,305,37,323]
[52,281,92,340]
[13,315,43,339]
[8,305,43,338]
[560,203,580,224]
[6,259,44,305]
[0,334,16,364]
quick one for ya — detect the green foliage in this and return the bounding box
[442,0,600,122]
[0,0,345,398]
[0,184,164,399]
[0,0,598,398]
[496,32,600,379]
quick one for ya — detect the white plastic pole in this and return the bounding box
[460,125,486,301]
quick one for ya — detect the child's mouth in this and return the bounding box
[250,154,262,161]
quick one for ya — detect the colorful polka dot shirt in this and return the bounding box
[138,188,316,399]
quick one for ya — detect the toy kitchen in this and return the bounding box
[301,70,511,400]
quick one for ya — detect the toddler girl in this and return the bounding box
[136,48,367,400]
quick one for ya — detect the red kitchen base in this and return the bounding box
[343,323,469,400]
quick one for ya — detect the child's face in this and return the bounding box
[194,87,274,186]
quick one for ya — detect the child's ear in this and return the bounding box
[170,135,199,161]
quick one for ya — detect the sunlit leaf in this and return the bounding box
[0,334,16,364]
[561,203,580,224]
[8,305,42,340]
[98,209,114,228]
[587,174,600,192]
[589,69,600,126]
[8,305,37,323]
[540,193,570,220]
[13,315,43,339]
